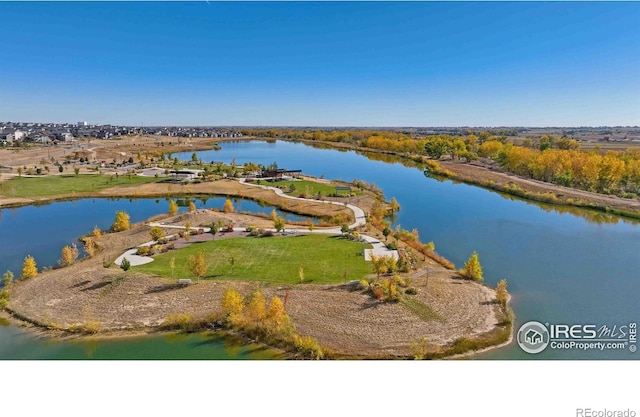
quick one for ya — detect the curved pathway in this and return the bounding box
[115,178,397,266]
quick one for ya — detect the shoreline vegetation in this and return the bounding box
[0,154,514,357]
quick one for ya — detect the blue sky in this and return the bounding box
[1,2,638,127]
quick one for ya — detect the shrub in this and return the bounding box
[294,335,324,360]
[21,255,38,279]
[83,320,101,334]
[136,246,150,256]
[2,270,14,287]
[372,287,385,300]
[161,313,196,331]
[260,230,274,237]
[150,226,164,241]
[111,211,130,232]
[405,287,418,295]
[120,258,131,271]
[0,289,10,309]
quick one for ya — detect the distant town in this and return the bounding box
[1,121,639,147]
[0,121,243,145]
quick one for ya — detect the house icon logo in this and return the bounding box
[517,321,550,354]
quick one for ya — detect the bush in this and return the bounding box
[294,335,324,359]
[136,246,150,256]
[372,287,384,300]
[405,287,418,295]
[386,242,398,250]
[260,230,274,237]
[161,313,196,331]
[120,258,131,271]
[0,289,10,309]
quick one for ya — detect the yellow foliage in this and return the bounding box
[463,251,483,282]
[59,244,79,267]
[21,255,38,279]
[222,288,245,323]
[245,290,267,322]
[168,200,178,216]
[496,279,508,308]
[223,199,234,213]
[267,296,288,328]
[111,210,130,232]
[188,201,196,212]
[187,251,207,281]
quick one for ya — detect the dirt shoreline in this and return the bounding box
[1,137,514,358]
[4,206,511,359]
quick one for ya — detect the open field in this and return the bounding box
[0,174,164,198]
[262,179,362,198]
[136,234,373,285]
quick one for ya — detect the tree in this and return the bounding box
[269,209,278,222]
[168,200,178,216]
[58,165,64,173]
[389,197,400,214]
[191,152,198,162]
[222,288,245,324]
[273,217,285,233]
[21,255,38,279]
[17,167,23,178]
[298,266,305,284]
[83,236,97,257]
[266,296,288,328]
[223,198,234,213]
[229,256,236,275]
[245,290,267,323]
[59,243,79,267]
[74,166,80,176]
[92,226,102,239]
[169,257,176,278]
[188,251,207,282]
[120,257,130,271]
[150,226,164,241]
[496,279,508,308]
[2,271,14,287]
[308,221,315,233]
[111,210,130,232]
[382,226,391,241]
[340,223,350,236]
[188,201,196,213]
[463,251,483,281]
[370,254,388,279]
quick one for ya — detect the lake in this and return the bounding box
[1,140,638,359]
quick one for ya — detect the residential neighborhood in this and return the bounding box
[0,121,243,146]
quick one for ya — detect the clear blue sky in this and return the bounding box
[1,2,638,127]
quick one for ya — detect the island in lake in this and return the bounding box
[0,138,512,358]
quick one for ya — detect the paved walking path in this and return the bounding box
[115,178,397,266]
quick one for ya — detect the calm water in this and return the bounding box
[1,140,638,359]
[0,196,310,276]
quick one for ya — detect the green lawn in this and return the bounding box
[1,174,165,198]
[136,234,373,285]
[262,179,360,197]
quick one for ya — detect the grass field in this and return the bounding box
[0,174,165,198]
[263,179,360,197]
[136,234,373,284]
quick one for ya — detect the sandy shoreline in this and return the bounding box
[4,207,511,359]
